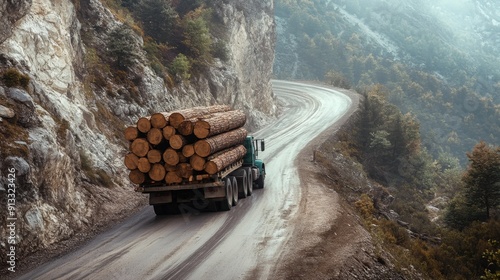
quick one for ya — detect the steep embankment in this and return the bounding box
[0,0,276,267]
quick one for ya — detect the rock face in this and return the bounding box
[0,0,276,263]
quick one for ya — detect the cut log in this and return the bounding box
[150,112,170,129]
[147,149,162,164]
[124,153,139,170]
[137,116,151,133]
[169,105,232,128]
[137,157,151,173]
[182,144,195,158]
[165,171,182,184]
[149,164,166,181]
[129,169,145,184]
[204,145,247,175]
[169,134,187,150]
[194,127,247,157]
[130,138,150,157]
[178,163,193,178]
[193,110,246,139]
[162,126,176,140]
[178,118,196,136]
[178,152,188,163]
[147,128,164,145]
[163,148,180,166]
[124,126,140,141]
[190,154,206,171]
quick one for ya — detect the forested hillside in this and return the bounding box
[274,0,500,165]
[274,1,500,279]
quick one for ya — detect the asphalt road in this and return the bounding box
[18,80,353,280]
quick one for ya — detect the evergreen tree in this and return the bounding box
[137,0,178,44]
[107,25,140,69]
[463,141,500,219]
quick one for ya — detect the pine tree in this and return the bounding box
[463,141,500,219]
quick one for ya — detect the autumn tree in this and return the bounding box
[463,141,500,219]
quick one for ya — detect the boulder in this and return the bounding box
[0,104,15,118]
[7,88,35,108]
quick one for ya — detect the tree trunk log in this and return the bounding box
[147,128,164,145]
[194,110,246,139]
[170,134,187,150]
[149,164,166,181]
[204,145,247,175]
[182,144,195,158]
[130,138,150,157]
[178,118,196,136]
[190,154,206,171]
[169,105,232,128]
[165,171,182,184]
[163,148,179,166]
[124,126,141,141]
[124,153,139,170]
[137,157,151,173]
[137,116,151,133]
[129,169,145,184]
[150,112,170,129]
[147,149,162,163]
[162,126,176,140]
[194,127,247,157]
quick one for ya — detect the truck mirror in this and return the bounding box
[261,140,265,151]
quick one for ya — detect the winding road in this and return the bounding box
[18,80,353,280]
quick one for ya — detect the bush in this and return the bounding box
[170,53,191,81]
[2,68,30,89]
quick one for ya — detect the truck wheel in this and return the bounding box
[218,177,233,211]
[237,170,248,199]
[232,176,239,206]
[153,204,169,215]
[245,168,253,196]
[256,173,265,189]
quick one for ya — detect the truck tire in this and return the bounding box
[153,203,179,215]
[237,169,248,199]
[245,167,253,196]
[232,176,239,206]
[218,177,233,211]
[256,172,265,189]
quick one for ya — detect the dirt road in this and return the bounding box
[17,80,357,280]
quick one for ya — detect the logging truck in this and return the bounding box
[134,135,266,215]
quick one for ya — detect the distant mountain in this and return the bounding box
[274,0,500,164]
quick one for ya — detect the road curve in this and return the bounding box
[17,80,353,280]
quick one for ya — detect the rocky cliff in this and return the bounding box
[0,0,276,264]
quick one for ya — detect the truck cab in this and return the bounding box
[243,136,266,189]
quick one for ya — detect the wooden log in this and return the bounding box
[147,128,164,145]
[190,154,206,171]
[129,169,145,184]
[147,149,162,164]
[130,138,150,157]
[137,116,151,133]
[182,144,195,158]
[137,157,151,173]
[178,152,188,163]
[169,134,188,150]
[150,112,171,129]
[178,163,194,178]
[149,164,166,181]
[163,148,179,166]
[194,127,247,157]
[178,118,196,136]
[165,171,182,184]
[169,105,232,128]
[162,126,176,140]
[204,145,247,175]
[124,126,140,141]
[193,110,246,139]
[124,153,139,170]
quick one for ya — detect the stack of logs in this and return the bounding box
[124,105,248,185]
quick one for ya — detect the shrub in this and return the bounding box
[170,53,191,81]
[2,68,30,89]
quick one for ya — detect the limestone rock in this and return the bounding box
[7,87,34,108]
[0,104,15,118]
